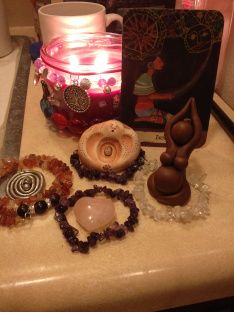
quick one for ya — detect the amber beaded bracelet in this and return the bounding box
[0,155,73,227]
[70,149,145,185]
[51,185,139,253]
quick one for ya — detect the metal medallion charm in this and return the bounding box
[103,85,111,94]
[6,170,45,199]
[63,85,90,113]
[80,78,91,90]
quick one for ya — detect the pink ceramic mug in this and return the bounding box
[38,1,123,44]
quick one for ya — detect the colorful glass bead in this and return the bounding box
[107,77,116,86]
[57,75,66,86]
[98,78,107,88]
[39,65,46,74]
[40,99,54,118]
[68,118,88,135]
[80,78,91,90]
[48,72,57,83]
[34,58,43,70]
[51,113,68,129]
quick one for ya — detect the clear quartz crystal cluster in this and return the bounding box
[133,160,210,223]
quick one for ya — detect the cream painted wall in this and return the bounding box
[4,0,34,27]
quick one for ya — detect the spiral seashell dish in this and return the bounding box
[77,120,141,173]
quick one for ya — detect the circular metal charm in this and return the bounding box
[80,78,91,90]
[103,85,111,94]
[6,170,45,199]
[63,85,90,113]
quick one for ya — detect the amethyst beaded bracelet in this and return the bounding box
[51,186,139,253]
[70,149,145,185]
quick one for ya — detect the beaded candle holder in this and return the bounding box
[34,33,122,135]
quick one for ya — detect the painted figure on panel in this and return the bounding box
[133,54,174,125]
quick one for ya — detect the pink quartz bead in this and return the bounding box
[107,77,116,86]
[48,72,57,83]
[98,78,107,88]
[57,75,66,86]
[73,196,116,232]
[34,58,43,70]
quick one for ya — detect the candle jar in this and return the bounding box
[34,33,122,134]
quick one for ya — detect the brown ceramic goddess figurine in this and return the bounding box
[147,97,202,206]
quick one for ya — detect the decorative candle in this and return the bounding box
[34,33,122,134]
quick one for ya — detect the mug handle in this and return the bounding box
[106,13,123,28]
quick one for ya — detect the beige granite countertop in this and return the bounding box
[0,65,234,312]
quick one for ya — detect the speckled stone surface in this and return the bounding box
[0,36,31,159]
[0,36,31,197]
[0,65,233,312]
